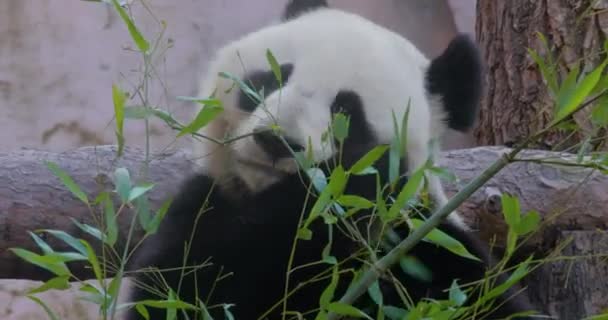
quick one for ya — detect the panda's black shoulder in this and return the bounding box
[165,173,220,218]
[128,173,222,266]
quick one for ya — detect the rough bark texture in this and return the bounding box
[0,145,606,275]
[475,0,608,149]
[0,145,607,319]
[525,231,608,318]
[0,146,197,281]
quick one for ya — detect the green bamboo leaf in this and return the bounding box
[9,248,70,276]
[389,112,401,185]
[124,106,181,127]
[449,280,467,306]
[136,195,153,232]
[555,60,608,123]
[112,84,127,156]
[367,281,383,306]
[428,166,457,183]
[218,72,262,104]
[382,306,408,320]
[71,219,105,242]
[481,257,532,303]
[46,161,89,205]
[307,166,347,227]
[514,210,541,236]
[411,219,481,261]
[591,95,608,126]
[328,166,348,198]
[29,231,54,255]
[297,227,313,241]
[145,198,172,234]
[266,49,283,84]
[135,299,197,310]
[322,240,337,265]
[386,168,424,220]
[45,251,88,263]
[100,192,118,246]
[399,255,432,282]
[114,167,132,203]
[319,265,339,310]
[327,303,371,319]
[349,145,389,175]
[337,195,374,209]
[528,48,558,96]
[332,113,350,143]
[80,240,102,281]
[28,275,71,295]
[111,0,149,53]
[501,195,521,228]
[136,304,150,320]
[128,183,155,202]
[40,229,87,256]
[108,271,123,301]
[554,63,580,117]
[177,99,224,137]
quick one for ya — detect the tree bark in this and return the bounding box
[0,146,197,281]
[525,231,608,318]
[0,145,607,319]
[1,145,607,279]
[475,0,608,149]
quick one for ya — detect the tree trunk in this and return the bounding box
[475,0,608,150]
[525,231,608,318]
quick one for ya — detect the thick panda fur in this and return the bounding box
[125,1,536,319]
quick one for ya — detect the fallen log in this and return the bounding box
[0,145,607,318]
[1,145,607,279]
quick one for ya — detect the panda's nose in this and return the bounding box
[253,129,304,160]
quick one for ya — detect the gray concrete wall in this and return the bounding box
[0,0,475,153]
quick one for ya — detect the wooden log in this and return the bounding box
[0,146,197,280]
[0,145,607,281]
[0,145,607,319]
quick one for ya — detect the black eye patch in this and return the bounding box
[330,90,376,146]
[237,63,294,112]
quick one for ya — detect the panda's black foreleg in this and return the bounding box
[124,174,224,320]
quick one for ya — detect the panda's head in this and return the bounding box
[194,0,482,195]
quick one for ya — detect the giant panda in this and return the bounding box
[125,1,536,319]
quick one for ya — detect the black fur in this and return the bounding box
[239,63,294,112]
[125,146,535,320]
[330,90,377,150]
[253,129,304,160]
[283,0,328,21]
[426,34,483,132]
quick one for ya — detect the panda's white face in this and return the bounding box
[194,8,444,194]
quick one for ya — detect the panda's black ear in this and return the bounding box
[426,34,483,132]
[283,0,328,21]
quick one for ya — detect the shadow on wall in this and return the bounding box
[0,0,476,153]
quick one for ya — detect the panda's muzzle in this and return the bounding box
[253,129,304,161]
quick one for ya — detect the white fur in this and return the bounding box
[192,8,466,228]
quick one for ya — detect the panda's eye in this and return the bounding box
[237,63,294,112]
